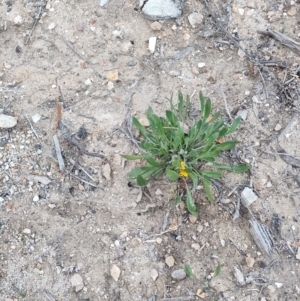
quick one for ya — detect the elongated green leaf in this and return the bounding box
[122,154,144,160]
[127,166,154,178]
[175,195,181,205]
[186,187,197,216]
[184,264,194,276]
[137,175,148,186]
[166,110,178,126]
[132,116,149,137]
[215,140,238,151]
[212,163,233,171]
[214,264,221,277]
[199,92,206,113]
[226,117,241,134]
[145,156,162,167]
[200,171,222,179]
[232,164,250,173]
[201,177,214,203]
[203,98,212,120]
[189,171,199,189]
[166,169,179,181]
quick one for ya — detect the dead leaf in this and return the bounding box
[169,218,178,231]
[189,214,197,223]
[208,70,217,83]
[106,69,118,81]
[196,289,206,299]
[52,98,62,131]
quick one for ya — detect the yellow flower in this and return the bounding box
[179,161,188,178]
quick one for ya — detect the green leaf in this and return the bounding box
[201,177,214,203]
[189,171,199,189]
[137,175,148,186]
[132,116,149,137]
[213,264,221,277]
[122,154,144,160]
[203,97,212,120]
[166,169,179,181]
[215,140,238,151]
[226,117,241,134]
[128,166,154,178]
[232,164,250,173]
[186,187,197,216]
[212,163,233,171]
[175,195,181,205]
[184,264,194,276]
[199,92,206,113]
[200,171,222,179]
[166,110,178,126]
[145,156,162,167]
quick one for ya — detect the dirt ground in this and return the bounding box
[1,0,300,300]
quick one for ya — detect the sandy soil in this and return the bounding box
[1,0,300,300]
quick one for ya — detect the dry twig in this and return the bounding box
[257,29,300,55]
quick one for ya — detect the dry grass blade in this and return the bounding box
[277,145,300,168]
[257,29,300,55]
[249,219,274,259]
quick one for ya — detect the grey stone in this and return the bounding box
[0,114,17,129]
[188,12,204,28]
[140,0,184,20]
[70,273,84,292]
[171,269,186,280]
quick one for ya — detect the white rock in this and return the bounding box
[220,239,225,247]
[70,274,84,292]
[275,282,283,288]
[0,114,17,129]
[151,268,159,281]
[0,197,4,202]
[238,8,245,15]
[234,266,245,286]
[274,124,282,131]
[198,62,206,68]
[171,269,186,280]
[32,114,41,123]
[241,187,258,207]
[188,12,204,28]
[33,195,39,202]
[48,22,57,30]
[102,163,111,180]
[107,81,114,90]
[84,78,92,86]
[23,228,31,234]
[14,15,23,25]
[99,0,110,6]
[140,0,183,19]
[237,109,248,120]
[110,264,121,281]
[149,37,157,53]
[296,247,300,260]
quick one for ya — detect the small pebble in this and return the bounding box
[32,114,41,123]
[150,21,162,31]
[274,124,282,131]
[198,62,206,68]
[165,256,175,267]
[33,195,39,202]
[188,12,204,28]
[171,269,186,280]
[14,15,23,25]
[149,37,157,53]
